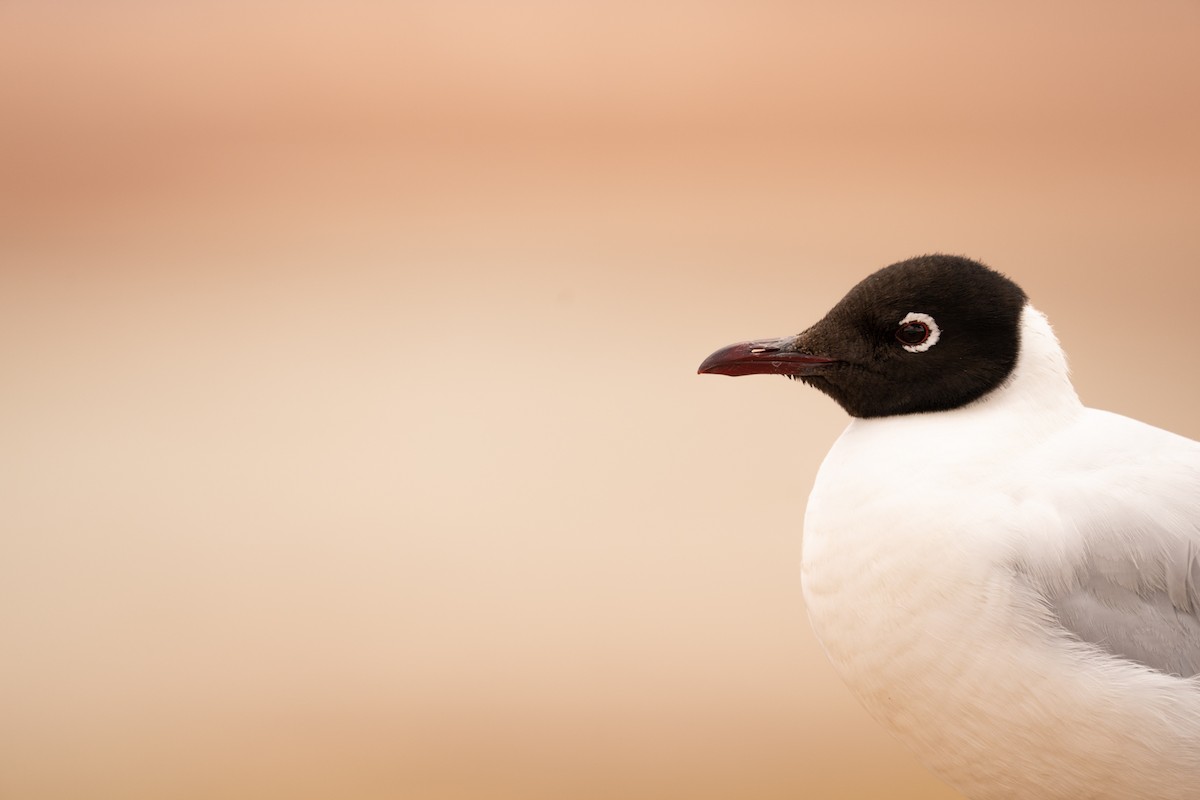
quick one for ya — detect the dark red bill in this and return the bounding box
[697,337,838,377]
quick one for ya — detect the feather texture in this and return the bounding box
[1029,410,1200,677]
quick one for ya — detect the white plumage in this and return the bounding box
[802,306,1200,799]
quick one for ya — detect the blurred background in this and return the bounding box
[2,2,1198,798]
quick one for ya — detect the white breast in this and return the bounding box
[800,306,1200,799]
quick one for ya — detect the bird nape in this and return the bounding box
[699,254,1200,800]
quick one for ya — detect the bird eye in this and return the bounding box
[896,322,928,345]
[895,312,940,353]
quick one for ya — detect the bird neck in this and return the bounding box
[991,304,1082,418]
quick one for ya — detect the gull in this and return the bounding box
[698,255,1200,800]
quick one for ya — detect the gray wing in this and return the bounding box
[1050,539,1200,676]
[1027,410,1200,677]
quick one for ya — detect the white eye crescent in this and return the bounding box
[896,312,940,353]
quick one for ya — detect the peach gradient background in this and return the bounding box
[3,2,1199,798]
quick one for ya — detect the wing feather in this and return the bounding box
[1022,410,1200,676]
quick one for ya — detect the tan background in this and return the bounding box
[3,2,1199,798]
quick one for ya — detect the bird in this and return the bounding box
[697,254,1200,800]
